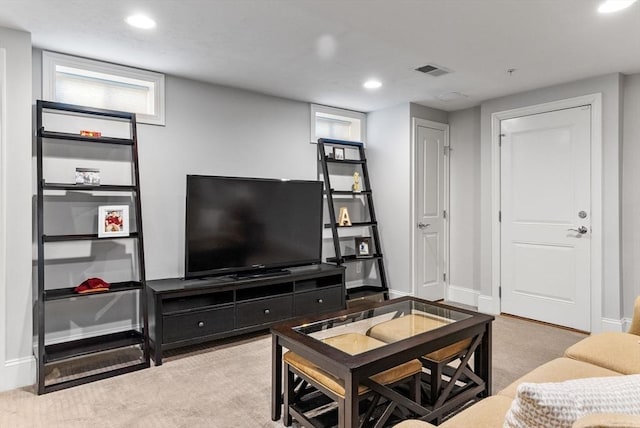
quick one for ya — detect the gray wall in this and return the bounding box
[367,103,448,296]
[448,107,481,293]
[622,73,640,317]
[0,27,33,391]
[367,103,411,294]
[479,73,623,321]
[136,78,316,280]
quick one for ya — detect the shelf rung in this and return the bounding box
[324,222,377,229]
[39,100,136,120]
[327,190,372,196]
[317,138,364,147]
[44,281,142,301]
[44,330,144,363]
[43,182,137,192]
[327,254,383,264]
[43,360,149,394]
[40,130,134,145]
[325,159,365,165]
[43,232,139,242]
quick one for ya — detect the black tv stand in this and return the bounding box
[146,263,345,364]
[232,268,291,280]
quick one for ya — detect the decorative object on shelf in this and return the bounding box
[98,205,129,237]
[338,207,352,227]
[73,277,111,294]
[80,130,102,137]
[352,171,361,193]
[333,147,345,160]
[355,237,371,257]
[75,167,100,185]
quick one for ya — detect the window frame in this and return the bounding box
[42,51,165,126]
[310,104,366,144]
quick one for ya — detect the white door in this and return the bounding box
[414,120,448,301]
[500,106,591,331]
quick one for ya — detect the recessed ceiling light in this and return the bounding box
[125,14,156,29]
[598,0,637,13]
[363,80,382,89]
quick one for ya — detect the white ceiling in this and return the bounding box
[0,0,639,112]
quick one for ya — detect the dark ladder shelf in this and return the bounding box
[35,100,150,394]
[318,138,389,302]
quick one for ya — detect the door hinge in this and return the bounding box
[499,133,505,147]
[444,146,450,156]
[499,286,502,298]
[443,273,447,282]
[443,210,447,219]
[499,211,502,222]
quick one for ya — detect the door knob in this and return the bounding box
[567,226,588,234]
[417,223,430,229]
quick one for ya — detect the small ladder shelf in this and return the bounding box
[317,138,389,305]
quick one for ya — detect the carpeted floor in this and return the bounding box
[0,314,586,428]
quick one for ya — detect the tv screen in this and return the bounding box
[185,175,324,279]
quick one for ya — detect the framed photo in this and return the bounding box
[354,236,372,258]
[98,205,129,238]
[333,147,345,161]
[75,167,100,185]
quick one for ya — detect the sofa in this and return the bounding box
[395,297,640,428]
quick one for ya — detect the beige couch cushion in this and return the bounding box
[503,375,640,428]
[393,420,437,428]
[629,296,640,336]
[498,357,622,398]
[283,333,422,397]
[564,332,640,374]
[438,395,514,428]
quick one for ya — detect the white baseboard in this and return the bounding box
[600,317,624,333]
[477,294,500,315]
[388,289,412,299]
[1,356,35,392]
[446,284,479,308]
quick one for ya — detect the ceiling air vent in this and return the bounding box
[415,64,451,77]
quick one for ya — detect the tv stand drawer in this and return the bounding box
[163,306,234,343]
[236,295,293,329]
[294,286,343,316]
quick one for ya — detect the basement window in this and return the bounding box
[42,51,165,126]
[310,104,366,144]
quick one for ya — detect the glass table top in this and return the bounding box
[293,299,473,356]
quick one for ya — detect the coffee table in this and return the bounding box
[271,296,494,427]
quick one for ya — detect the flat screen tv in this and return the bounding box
[184,175,324,279]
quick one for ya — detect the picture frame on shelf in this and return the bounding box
[333,147,345,161]
[355,236,372,258]
[75,167,100,185]
[98,205,129,238]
